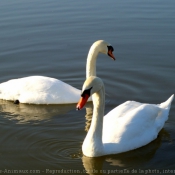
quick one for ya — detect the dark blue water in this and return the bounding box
[0,0,175,174]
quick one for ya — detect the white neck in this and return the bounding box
[82,85,105,157]
[86,45,100,78]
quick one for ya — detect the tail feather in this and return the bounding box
[159,94,174,109]
[155,94,174,132]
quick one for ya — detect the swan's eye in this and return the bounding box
[81,87,92,97]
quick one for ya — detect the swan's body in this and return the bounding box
[0,40,115,104]
[77,76,174,157]
[0,76,80,104]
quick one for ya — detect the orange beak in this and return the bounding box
[76,94,89,110]
[108,49,115,60]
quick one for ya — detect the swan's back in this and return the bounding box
[0,76,81,104]
[102,95,174,155]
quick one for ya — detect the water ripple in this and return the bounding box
[27,138,82,165]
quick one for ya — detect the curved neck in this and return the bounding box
[86,45,100,78]
[91,88,105,141]
[83,85,105,157]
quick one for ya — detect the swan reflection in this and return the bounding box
[0,99,75,124]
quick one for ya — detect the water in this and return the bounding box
[0,0,175,174]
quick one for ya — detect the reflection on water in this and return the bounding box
[0,99,84,170]
[0,99,75,124]
[82,156,103,175]
[85,107,93,132]
[0,0,175,172]
[84,96,110,132]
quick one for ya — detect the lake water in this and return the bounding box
[0,0,175,174]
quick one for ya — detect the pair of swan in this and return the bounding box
[0,39,173,157]
[77,76,174,157]
[0,40,115,104]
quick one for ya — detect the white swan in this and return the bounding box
[76,76,174,157]
[0,40,115,104]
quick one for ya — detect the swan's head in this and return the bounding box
[76,76,103,110]
[91,40,115,60]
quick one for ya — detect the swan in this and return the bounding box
[76,76,174,157]
[0,40,115,104]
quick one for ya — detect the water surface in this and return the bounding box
[0,0,175,174]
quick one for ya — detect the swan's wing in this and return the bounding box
[103,101,161,143]
[102,101,165,154]
[105,101,143,119]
